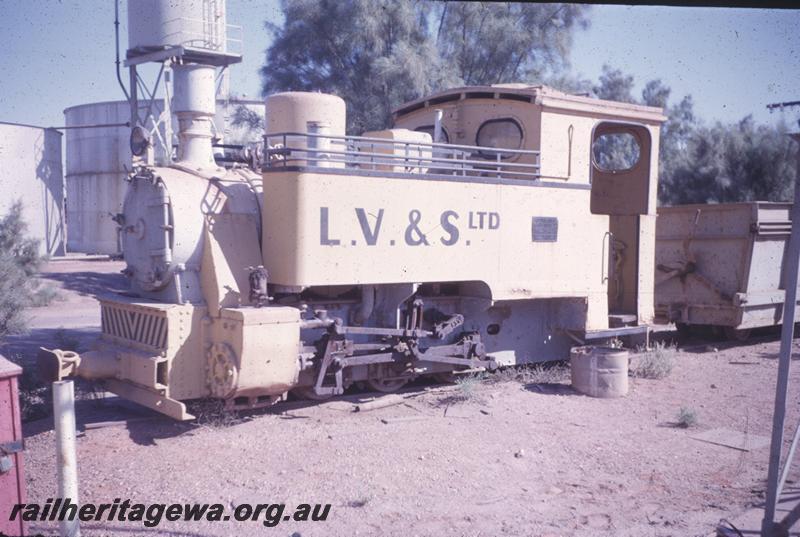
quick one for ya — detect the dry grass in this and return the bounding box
[453,372,486,402]
[631,341,676,380]
[436,372,488,406]
[188,399,244,428]
[29,280,61,307]
[676,406,698,428]
[490,363,570,385]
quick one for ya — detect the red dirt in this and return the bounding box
[11,260,800,536]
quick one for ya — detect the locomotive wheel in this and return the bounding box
[723,326,752,342]
[365,377,408,393]
[291,386,333,401]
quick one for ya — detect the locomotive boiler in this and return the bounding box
[39,1,666,420]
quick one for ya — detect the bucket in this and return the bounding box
[570,346,629,398]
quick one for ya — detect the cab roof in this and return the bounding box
[393,84,667,124]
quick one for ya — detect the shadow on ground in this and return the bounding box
[1,326,100,363]
[523,382,576,395]
[726,484,800,536]
[40,269,127,298]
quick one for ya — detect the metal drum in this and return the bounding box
[570,346,629,398]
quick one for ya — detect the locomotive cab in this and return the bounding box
[391,84,662,332]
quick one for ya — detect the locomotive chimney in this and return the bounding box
[172,63,217,168]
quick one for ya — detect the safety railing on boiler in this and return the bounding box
[263,132,542,180]
[160,17,244,55]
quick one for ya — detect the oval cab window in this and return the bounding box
[592,132,641,172]
[476,118,523,158]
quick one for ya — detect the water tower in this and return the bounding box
[65,0,265,254]
[124,0,241,169]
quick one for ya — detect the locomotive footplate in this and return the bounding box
[304,308,496,397]
[565,325,652,348]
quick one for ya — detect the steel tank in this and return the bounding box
[0,122,65,256]
[64,101,168,254]
[128,0,226,52]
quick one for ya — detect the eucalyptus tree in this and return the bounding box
[260,1,590,133]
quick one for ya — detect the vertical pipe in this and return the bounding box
[433,109,443,143]
[114,0,130,102]
[53,380,80,537]
[307,121,331,167]
[129,66,139,129]
[762,133,800,537]
[164,63,173,162]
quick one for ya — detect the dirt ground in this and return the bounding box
[6,259,800,537]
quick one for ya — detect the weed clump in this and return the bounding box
[188,399,244,428]
[676,406,698,428]
[454,373,485,402]
[632,341,676,380]
[489,363,570,385]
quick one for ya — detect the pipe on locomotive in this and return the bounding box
[172,63,218,169]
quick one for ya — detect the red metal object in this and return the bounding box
[0,354,26,537]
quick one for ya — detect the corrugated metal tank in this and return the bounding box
[64,101,163,254]
[0,122,65,256]
[64,99,262,254]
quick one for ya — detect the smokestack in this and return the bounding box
[173,64,217,168]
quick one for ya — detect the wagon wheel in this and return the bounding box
[291,386,333,401]
[365,377,408,393]
[723,326,752,342]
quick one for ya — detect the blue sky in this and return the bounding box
[0,1,798,129]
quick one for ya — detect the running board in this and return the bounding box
[565,325,651,345]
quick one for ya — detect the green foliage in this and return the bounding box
[593,65,636,104]
[230,103,264,131]
[0,202,44,341]
[435,3,590,86]
[262,0,453,133]
[261,1,590,134]
[662,116,797,205]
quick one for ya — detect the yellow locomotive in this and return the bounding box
[41,81,665,419]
